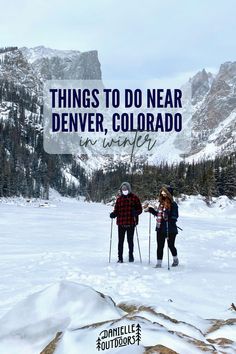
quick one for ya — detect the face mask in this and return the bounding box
[122,190,129,196]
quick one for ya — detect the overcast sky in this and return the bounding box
[0,0,236,84]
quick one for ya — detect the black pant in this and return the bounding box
[118,225,135,260]
[156,232,177,260]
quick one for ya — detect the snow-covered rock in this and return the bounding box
[0,281,123,353]
[0,281,235,354]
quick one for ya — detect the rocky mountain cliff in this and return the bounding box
[190,68,213,104]
[20,46,101,80]
[148,63,236,164]
[189,63,236,158]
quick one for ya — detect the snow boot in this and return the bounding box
[155,260,162,268]
[172,257,179,267]
[117,259,123,263]
[129,253,134,262]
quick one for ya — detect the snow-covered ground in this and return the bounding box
[0,193,235,353]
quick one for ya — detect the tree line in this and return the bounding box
[87,153,236,202]
[0,47,18,54]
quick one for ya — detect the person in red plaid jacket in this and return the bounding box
[110,182,142,263]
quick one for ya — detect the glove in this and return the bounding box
[110,212,116,219]
[163,209,169,221]
[131,209,138,217]
[148,207,157,216]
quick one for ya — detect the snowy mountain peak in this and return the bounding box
[18,46,101,80]
[190,68,213,104]
[20,45,81,63]
[188,60,236,158]
[218,61,236,79]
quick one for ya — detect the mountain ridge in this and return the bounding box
[0,46,235,198]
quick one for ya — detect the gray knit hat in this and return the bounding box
[120,182,132,193]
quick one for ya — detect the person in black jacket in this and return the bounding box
[145,185,179,268]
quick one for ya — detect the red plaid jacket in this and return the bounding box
[114,193,142,226]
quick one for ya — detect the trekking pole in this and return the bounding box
[166,219,170,270]
[148,213,151,264]
[109,218,113,263]
[135,224,142,263]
